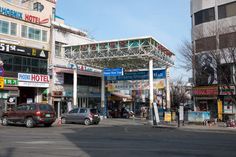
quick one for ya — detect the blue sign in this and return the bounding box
[104,68,124,76]
[0,6,23,20]
[105,69,166,81]
[0,67,4,76]
[188,111,210,122]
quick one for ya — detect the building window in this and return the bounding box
[219,32,236,49]
[219,64,232,84]
[28,27,41,40]
[0,20,17,36]
[21,25,27,38]
[218,2,236,19]
[21,25,47,42]
[195,36,216,52]
[194,7,215,25]
[10,22,17,36]
[33,2,44,12]
[1,53,47,74]
[55,42,65,57]
[52,7,56,20]
[42,30,47,42]
[0,20,9,34]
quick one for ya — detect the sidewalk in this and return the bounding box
[134,118,236,132]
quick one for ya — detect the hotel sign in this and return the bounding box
[0,5,49,25]
[18,73,49,83]
[18,73,49,88]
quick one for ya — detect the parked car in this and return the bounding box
[1,103,56,128]
[61,108,100,125]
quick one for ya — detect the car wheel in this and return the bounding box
[94,121,99,125]
[84,119,91,126]
[2,117,8,126]
[26,117,34,128]
[61,117,67,124]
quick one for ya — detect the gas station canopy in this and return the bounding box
[64,36,175,70]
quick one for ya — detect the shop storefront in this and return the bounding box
[193,86,218,119]
[17,73,49,104]
[219,85,236,120]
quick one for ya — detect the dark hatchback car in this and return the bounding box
[1,103,56,128]
[61,108,100,125]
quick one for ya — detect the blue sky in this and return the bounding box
[56,0,191,81]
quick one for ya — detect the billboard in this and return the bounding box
[195,53,217,86]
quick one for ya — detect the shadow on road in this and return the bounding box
[61,123,236,157]
[0,147,15,157]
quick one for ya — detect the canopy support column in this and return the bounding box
[101,71,106,118]
[166,67,171,109]
[73,65,77,107]
[149,59,154,124]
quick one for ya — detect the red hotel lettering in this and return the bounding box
[31,74,49,82]
[25,14,40,24]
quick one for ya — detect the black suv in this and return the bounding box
[1,103,56,128]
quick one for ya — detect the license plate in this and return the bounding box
[45,114,51,117]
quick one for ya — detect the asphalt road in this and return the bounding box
[0,119,236,157]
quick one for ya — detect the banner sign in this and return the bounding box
[18,81,49,88]
[0,5,49,25]
[18,73,49,83]
[188,111,210,122]
[219,86,236,95]
[107,79,165,91]
[218,100,223,121]
[193,86,218,96]
[4,77,18,86]
[0,42,48,58]
[104,68,123,76]
[0,77,4,89]
[105,69,166,81]
[224,96,234,114]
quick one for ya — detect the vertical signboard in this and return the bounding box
[0,77,4,89]
[217,99,223,121]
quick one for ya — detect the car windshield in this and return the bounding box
[90,109,98,114]
[39,104,53,111]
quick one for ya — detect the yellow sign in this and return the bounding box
[164,112,171,122]
[32,48,37,56]
[218,99,223,121]
[107,83,115,92]
[0,77,4,89]
[154,79,165,89]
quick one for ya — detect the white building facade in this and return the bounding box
[50,17,102,117]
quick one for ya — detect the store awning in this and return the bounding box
[111,92,132,100]
[54,67,101,77]
[2,86,19,91]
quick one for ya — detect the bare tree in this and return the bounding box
[179,40,194,72]
[170,78,191,110]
